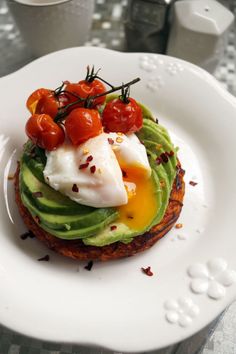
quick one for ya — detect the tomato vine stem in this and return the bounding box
[54,77,140,123]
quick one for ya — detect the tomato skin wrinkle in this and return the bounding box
[35,95,58,119]
[25,114,65,151]
[65,79,106,107]
[65,108,103,145]
[26,88,50,114]
[26,88,69,119]
[102,97,143,134]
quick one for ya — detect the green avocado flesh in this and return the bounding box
[19,102,178,246]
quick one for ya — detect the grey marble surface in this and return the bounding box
[0,0,235,353]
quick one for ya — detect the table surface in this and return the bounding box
[0,0,236,353]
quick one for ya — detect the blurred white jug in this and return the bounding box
[167,0,234,73]
[8,0,95,57]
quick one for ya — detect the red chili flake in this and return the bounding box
[189,180,198,186]
[108,138,114,145]
[167,150,174,157]
[156,152,173,165]
[84,260,93,271]
[175,223,183,229]
[86,155,93,162]
[141,266,153,276]
[90,165,96,174]
[160,152,169,163]
[122,170,127,178]
[32,191,43,198]
[110,225,117,231]
[20,231,35,240]
[79,162,89,170]
[38,255,50,262]
[72,184,79,193]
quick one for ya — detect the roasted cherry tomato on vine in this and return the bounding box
[65,108,103,145]
[26,88,50,114]
[35,94,59,119]
[102,97,143,134]
[25,114,65,151]
[26,88,69,119]
[65,79,106,107]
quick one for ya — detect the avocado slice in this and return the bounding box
[22,141,46,182]
[21,191,118,239]
[142,140,176,184]
[20,163,95,215]
[138,120,177,164]
[83,222,134,246]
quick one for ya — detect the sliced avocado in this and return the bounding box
[22,141,46,182]
[83,222,134,246]
[138,120,176,157]
[21,191,118,239]
[143,120,171,142]
[149,157,171,224]
[22,155,45,183]
[20,163,95,215]
[138,120,177,168]
[143,140,176,184]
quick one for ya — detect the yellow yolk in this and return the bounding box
[117,165,158,231]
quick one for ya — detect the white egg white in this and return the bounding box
[43,132,151,208]
[108,132,151,178]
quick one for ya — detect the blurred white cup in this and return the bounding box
[8,0,95,57]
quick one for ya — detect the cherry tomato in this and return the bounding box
[102,97,143,134]
[27,88,69,119]
[26,88,50,114]
[65,108,103,145]
[35,94,59,119]
[25,114,65,151]
[65,79,106,107]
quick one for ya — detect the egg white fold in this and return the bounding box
[43,132,151,208]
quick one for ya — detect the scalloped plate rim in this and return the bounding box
[0,46,236,352]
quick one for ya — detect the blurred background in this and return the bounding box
[0,0,236,353]
[0,0,235,94]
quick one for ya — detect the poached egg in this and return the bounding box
[44,132,157,231]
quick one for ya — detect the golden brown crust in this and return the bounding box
[14,164,185,261]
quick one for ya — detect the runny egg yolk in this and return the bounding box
[117,164,158,231]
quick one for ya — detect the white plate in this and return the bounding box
[0,47,236,352]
